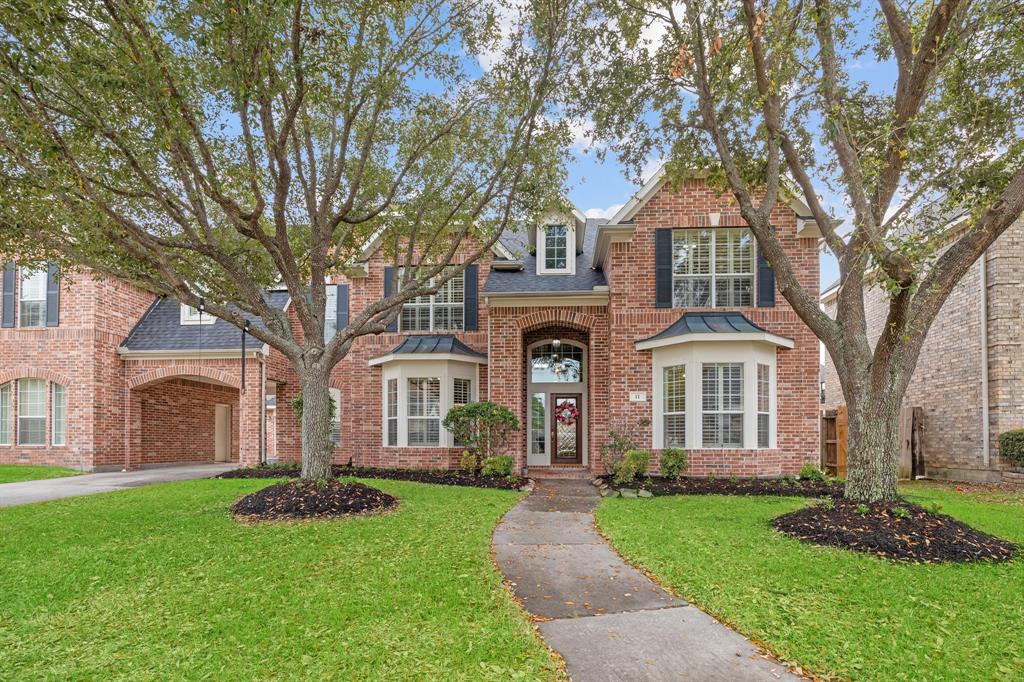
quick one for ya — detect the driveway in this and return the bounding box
[0,463,237,508]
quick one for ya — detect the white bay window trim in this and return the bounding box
[650,340,776,450]
[380,359,478,448]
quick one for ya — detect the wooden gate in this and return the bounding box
[820,406,847,477]
[821,405,923,479]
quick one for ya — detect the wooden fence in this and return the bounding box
[821,405,924,479]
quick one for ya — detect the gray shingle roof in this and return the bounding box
[379,334,486,359]
[641,312,768,343]
[121,292,290,351]
[484,218,607,294]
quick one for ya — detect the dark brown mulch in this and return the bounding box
[217,464,526,490]
[603,475,844,498]
[231,480,399,522]
[772,499,1018,563]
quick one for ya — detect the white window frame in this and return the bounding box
[381,359,478,448]
[0,382,10,446]
[51,383,66,446]
[662,364,686,448]
[757,363,771,448]
[671,228,755,308]
[329,387,341,446]
[398,267,465,332]
[19,268,47,328]
[702,363,745,449]
[651,341,776,450]
[537,225,576,275]
[386,378,399,447]
[324,285,338,342]
[17,378,47,446]
[180,304,216,325]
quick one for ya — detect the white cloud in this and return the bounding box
[640,156,665,182]
[584,204,624,220]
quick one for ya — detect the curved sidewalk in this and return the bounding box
[492,479,800,681]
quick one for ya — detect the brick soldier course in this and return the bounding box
[2,167,822,476]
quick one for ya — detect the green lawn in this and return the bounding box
[0,464,79,484]
[0,477,558,681]
[596,482,1023,681]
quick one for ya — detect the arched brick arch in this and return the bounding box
[0,367,75,387]
[127,366,240,391]
[515,308,600,333]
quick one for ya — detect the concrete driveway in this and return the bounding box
[0,463,238,508]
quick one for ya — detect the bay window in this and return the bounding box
[757,364,770,448]
[407,377,441,446]
[386,379,398,447]
[662,365,686,448]
[52,383,66,446]
[702,363,744,448]
[672,228,754,308]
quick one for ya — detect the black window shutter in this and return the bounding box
[756,244,776,308]
[654,228,673,308]
[463,264,478,331]
[383,266,397,332]
[46,263,60,327]
[1,262,14,328]
[336,284,349,330]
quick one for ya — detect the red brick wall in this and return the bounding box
[606,179,820,476]
[135,378,239,466]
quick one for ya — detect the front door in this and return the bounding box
[551,394,582,464]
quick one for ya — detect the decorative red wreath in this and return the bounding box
[554,401,579,425]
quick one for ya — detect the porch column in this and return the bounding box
[238,357,264,466]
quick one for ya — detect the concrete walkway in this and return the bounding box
[493,479,800,681]
[0,463,237,508]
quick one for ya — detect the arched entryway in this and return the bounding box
[525,331,589,467]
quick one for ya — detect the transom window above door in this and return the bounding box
[672,228,755,307]
[531,342,584,383]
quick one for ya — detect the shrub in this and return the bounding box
[443,402,519,471]
[614,449,650,485]
[481,455,514,478]
[799,463,827,482]
[599,416,651,477]
[659,448,688,479]
[998,429,1024,467]
[460,450,478,473]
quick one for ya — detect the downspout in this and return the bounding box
[980,250,991,468]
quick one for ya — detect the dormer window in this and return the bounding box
[538,224,575,275]
[180,304,215,325]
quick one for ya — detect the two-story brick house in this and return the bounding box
[1,168,822,476]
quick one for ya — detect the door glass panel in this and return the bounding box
[553,397,579,460]
[530,393,546,455]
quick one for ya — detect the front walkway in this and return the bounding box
[0,463,237,508]
[493,480,800,681]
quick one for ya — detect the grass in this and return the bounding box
[0,464,79,484]
[596,481,1023,681]
[0,477,558,681]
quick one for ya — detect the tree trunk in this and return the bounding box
[843,391,901,502]
[298,365,334,481]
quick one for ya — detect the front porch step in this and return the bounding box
[527,466,593,480]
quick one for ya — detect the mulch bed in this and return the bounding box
[231,480,399,522]
[602,475,844,498]
[218,464,526,490]
[772,499,1018,563]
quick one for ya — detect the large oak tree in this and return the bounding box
[0,0,584,479]
[580,0,1023,500]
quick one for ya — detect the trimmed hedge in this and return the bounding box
[998,429,1024,467]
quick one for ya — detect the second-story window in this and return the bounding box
[399,267,464,332]
[19,269,47,327]
[672,228,754,307]
[180,304,216,325]
[543,225,568,271]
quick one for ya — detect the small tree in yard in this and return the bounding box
[0,0,587,481]
[443,401,519,472]
[582,0,1024,501]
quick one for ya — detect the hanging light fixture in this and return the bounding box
[550,339,564,375]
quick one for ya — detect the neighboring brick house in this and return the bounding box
[820,217,1024,483]
[2,166,822,476]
